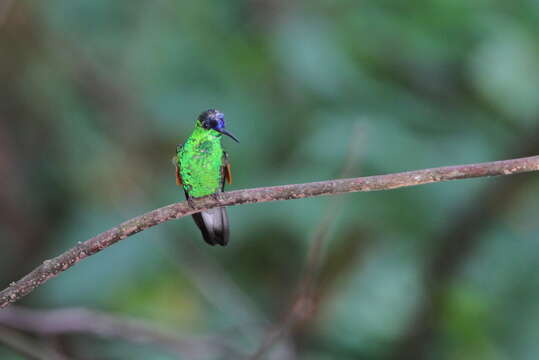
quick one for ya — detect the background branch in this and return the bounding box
[0,306,240,359]
[0,325,67,360]
[1,155,538,309]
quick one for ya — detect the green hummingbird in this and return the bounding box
[175,109,239,246]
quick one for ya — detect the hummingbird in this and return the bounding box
[175,109,239,246]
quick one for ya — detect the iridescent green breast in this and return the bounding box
[178,128,224,198]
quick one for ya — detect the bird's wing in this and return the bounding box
[222,151,232,190]
[175,145,183,186]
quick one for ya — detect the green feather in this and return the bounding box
[178,125,225,198]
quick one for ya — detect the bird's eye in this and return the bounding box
[207,119,218,129]
[202,120,212,129]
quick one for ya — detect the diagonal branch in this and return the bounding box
[1,155,538,308]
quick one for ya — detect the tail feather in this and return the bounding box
[192,207,230,246]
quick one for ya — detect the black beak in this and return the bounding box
[218,128,240,143]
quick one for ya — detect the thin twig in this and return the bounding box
[300,124,364,296]
[1,155,538,308]
[249,124,364,359]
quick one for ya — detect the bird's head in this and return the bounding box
[197,109,239,143]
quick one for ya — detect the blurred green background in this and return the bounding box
[1,1,539,359]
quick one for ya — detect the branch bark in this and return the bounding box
[1,155,538,308]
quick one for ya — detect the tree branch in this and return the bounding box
[1,155,538,308]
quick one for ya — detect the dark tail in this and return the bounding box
[191,207,230,246]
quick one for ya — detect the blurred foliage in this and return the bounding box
[1,0,539,359]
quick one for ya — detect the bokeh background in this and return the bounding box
[1,1,539,359]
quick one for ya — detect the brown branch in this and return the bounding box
[1,155,538,308]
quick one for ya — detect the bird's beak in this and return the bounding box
[218,128,240,143]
